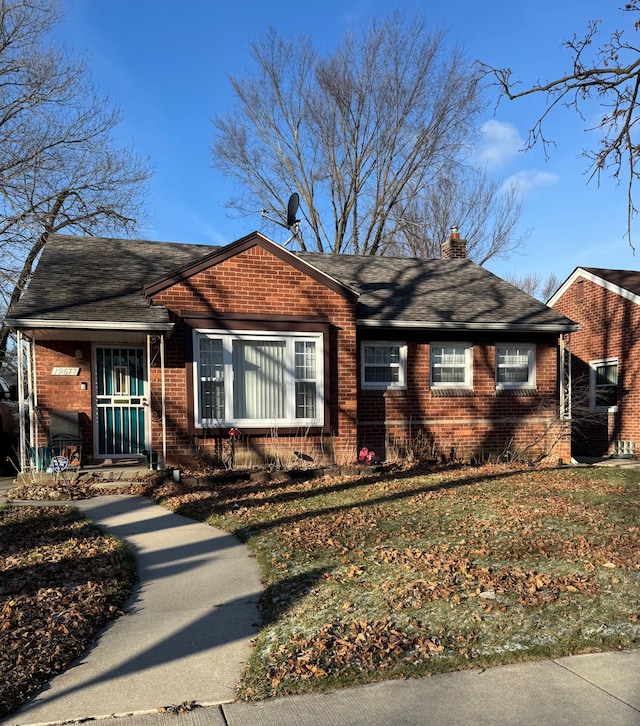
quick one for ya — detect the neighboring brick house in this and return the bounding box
[549,267,640,458]
[4,230,578,471]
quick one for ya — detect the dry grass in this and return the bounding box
[138,462,639,699]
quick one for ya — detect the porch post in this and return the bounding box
[17,331,26,470]
[560,332,572,421]
[160,334,167,467]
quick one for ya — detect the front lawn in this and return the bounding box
[142,463,639,699]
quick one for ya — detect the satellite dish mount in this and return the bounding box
[261,192,300,247]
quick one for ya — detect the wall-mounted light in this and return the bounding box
[74,348,83,360]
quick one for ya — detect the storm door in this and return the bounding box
[94,346,148,457]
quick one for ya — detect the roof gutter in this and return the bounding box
[357,319,582,333]
[4,318,175,332]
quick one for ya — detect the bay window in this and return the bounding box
[194,330,324,427]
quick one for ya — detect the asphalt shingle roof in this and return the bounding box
[298,252,575,329]
[6,233,577,332]
[581,267,640,298]
[7,235,213,326]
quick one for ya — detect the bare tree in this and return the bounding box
[0,0,151,368]
[478,2,640,248]
[386,166,529,263]
[503,270,560,301]
[213,12,523,259]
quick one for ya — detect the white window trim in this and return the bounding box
[361,341,407,390]
[589,357,618,413]
[193,329,324,428]
[430,342,473,389]
[495,343,537,390]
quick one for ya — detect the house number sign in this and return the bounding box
[51,367,80,376]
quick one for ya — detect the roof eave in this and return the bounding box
[357,319,582,333]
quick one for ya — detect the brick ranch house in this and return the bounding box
[549,267,640,458]
[4,230,579,471]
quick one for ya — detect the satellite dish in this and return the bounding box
[261,191,301,247]
[286,192,300,229]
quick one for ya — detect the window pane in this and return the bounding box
[596,364,617,386]
[295,341,316,379]
[113,365,129,395]
[433,366,465,383]
[233,340,286,420]
[200,338,224,420]
[498,347,529,367]
[364,345,400,365]
[433,346,465,366]
[364,366,399,383]
[201,380,224,420]
[296,382,316,418]
[595,386,617,408]
[499,366,529,383]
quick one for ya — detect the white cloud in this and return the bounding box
[477,120,523,169]
[501,169,559,197]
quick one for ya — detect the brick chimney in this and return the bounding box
[441,226,467,259]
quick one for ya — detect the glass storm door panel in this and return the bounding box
[95,346,147,456]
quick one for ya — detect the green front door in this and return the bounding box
[95,346,147,458]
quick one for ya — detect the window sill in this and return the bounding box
[495,387,538,397]
[361,386,407,393]
[192,424,327,436]
[362,385,407,393]
[430,388,475,398]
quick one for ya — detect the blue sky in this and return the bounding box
[54,0,635,285]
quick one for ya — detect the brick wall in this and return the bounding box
[32,341,93,455]
[552,275,640,456]
[357,335,569,464]
[151,243,358,467]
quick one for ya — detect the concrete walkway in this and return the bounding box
[2,495,263,725]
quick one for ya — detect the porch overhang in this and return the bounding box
[4,318,175,342]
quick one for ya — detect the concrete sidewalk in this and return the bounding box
[9,649,637,726]
[2,495,263,725]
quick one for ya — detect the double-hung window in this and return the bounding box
[495,344,536,389]
[194,330,324,427]
[590,358,618,411]
[361,342,407,390]
[430,343,473,388]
